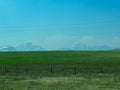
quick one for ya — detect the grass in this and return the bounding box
[0,51,120,66]
[0,74,120,90]
[0,51,119,75]
[0,51,120,90]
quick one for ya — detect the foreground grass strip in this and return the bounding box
[0,74,120,90]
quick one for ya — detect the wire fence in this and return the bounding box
[0,65,120,76]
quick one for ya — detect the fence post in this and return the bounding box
[4,65,6,75]
[73,67,77,74]
[50,66,53,74]
[26,66,28,75]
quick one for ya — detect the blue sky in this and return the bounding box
[0,0,120,50]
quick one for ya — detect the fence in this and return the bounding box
[0,65,120,76]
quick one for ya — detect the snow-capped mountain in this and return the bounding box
[0,46,16,51]
[0,42,44,52]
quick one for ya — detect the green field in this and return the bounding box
[0,51,120,66]
[0,51,120,90]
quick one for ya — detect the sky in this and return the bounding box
[0,0,120,50]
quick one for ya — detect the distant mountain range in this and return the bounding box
[0,42,118,52]
[72,43,112,50]
[0,46,16,51]
[57,43,114,51]
[111,48,120,51]
[0,42,44,52]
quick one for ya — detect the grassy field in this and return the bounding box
[0,51,120,66]
[0,51,120,90]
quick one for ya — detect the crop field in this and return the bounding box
[0,51,120,90]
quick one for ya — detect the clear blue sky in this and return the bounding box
[0,0,120,49]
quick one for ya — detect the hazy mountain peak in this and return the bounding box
[0,46,16,51]
[16,42,44,51]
